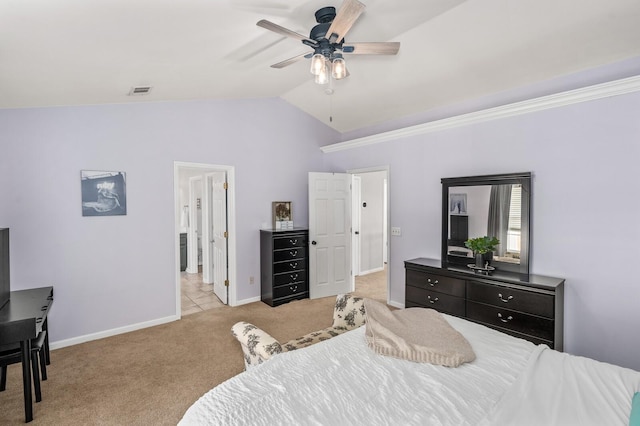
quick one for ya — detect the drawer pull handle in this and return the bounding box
[427,295,439,304]
[498,293,513,303]
[289,250,298,257]
[497,313,513,323]
[427,278,438,287]
[289,262,298,269]
[289,239,298,245]
[290,285,298,292]
[290,273,298,281]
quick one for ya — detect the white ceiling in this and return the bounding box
[1,0,639,133]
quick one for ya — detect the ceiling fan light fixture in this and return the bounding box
[310,53,325,76]
[331,55,347,80]
[257,1,401,91]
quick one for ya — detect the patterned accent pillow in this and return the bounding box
[332,294,366,330]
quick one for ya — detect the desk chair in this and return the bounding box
[0,330,48,402]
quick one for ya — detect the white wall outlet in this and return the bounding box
[391,227,401,236]
[249,276,255,284]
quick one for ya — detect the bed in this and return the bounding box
[180,310,640,425]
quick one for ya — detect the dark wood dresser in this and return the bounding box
[260,229,309,307]
[405,257,564,350]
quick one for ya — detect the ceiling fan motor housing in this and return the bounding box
[314,6,336,24]
[310,23,331,41]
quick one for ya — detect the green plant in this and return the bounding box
[464,236,500,254]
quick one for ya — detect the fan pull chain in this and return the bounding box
[330,97,335,123]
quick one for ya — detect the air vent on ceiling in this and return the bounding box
[128,86,153,96]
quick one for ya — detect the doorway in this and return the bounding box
[307,167,390,304]
[349,167,389,304]
[174,162,237,317]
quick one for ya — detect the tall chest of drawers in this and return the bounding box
[405,257,564,350]
[260,229,309,307]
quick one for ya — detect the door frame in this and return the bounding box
[174,162,237,317]
[351,175,362,279]
[347,165,390,304]
[187,176,202,274]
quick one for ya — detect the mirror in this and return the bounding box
[441,172,531,276]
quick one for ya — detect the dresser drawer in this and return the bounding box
[466,301,554,342]
[273,281,308,299]
[273,260,305,274]
[406,269,465,297]
[406,285,465,316]
[273,271,306,286]
[273,235,306,250]
[273,247,306,262]
[466,281,554,318]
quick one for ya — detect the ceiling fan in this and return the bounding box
[256,0,400,87]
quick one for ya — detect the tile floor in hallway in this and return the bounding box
[181,264,388,316]
[181,269,225,316]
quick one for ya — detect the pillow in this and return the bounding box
[364,298,475,367]
[630,392,640,426]
[332,294,366,330]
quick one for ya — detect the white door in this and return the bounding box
[308,172,352,299]
[211,171,228,304]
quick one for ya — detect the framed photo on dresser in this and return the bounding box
[272,201,293,230]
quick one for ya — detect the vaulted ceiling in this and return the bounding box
[1,0,639,133]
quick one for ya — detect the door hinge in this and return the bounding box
[224,231,228,238]
[224,279,229,287]
[223,182,228,190]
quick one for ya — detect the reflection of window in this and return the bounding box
[507,184,521,253]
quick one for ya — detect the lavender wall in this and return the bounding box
[0,98,338,344]
[2,64,639,372]
[323,90,640,370]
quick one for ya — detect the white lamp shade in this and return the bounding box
[314,62,330,84]
[310,54,325,76]
[332,57,347,80]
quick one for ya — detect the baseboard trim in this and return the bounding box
[234,296,261,306]
[358,266,385,276]
[49,314,179,350]
[387,299,404,309]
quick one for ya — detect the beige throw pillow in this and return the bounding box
[364,299,476,367]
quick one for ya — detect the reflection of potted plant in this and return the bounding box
[465,236,500,268]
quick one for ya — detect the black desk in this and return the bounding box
[0,287,53,423]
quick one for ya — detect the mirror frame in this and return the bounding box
[441,172,531,277]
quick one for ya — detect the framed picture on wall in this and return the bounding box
[81,170,127,216]
[272,201,293,230]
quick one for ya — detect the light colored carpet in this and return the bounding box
[0,271,386,425]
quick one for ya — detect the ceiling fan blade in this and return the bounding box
[257,19,316,45]
[342,42,400,55]
[325,0,366,44]
[270,52,311,69]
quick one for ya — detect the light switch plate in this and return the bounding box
[391,227,401,236]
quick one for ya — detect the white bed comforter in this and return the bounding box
[480,343,640,425]
[179,315,640,425]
